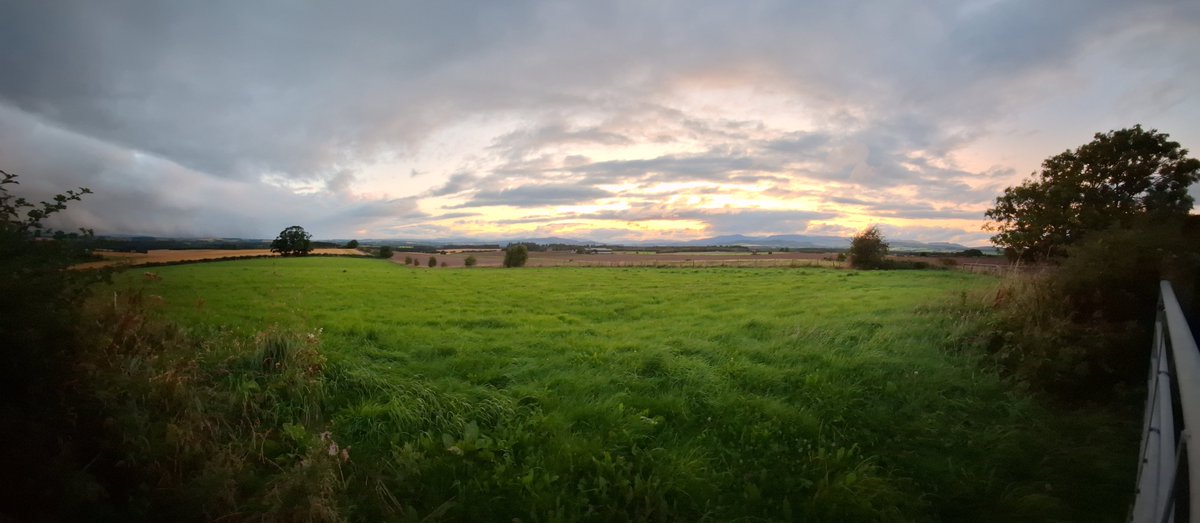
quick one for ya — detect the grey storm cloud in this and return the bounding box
[0,0,1197,239]
[453,184,613,209]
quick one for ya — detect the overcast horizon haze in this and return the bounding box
[2,1,1198,245]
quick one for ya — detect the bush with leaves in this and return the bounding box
[464,255,477,267]
[428,256,438,267]
[378,246,394,259]
[0,169,107,517]
[1,169,99,394]
[981,220,1200,398]
[503,244,529,268]
[847,226,888,269]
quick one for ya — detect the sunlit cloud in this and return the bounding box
[1,1,1197,245]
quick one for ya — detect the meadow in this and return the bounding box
[115,257,1136,521]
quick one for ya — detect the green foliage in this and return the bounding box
[378,246,393,259]
[270,225,313,256]
[503,244,528,267]
[1,170,97,397]
[345,239,359,249]
[72,294,346,520]
[848,225,889,269]
[0,169,109,517]
[985,125,1200,260]
[428,255,437,267]
[980,220,1200,397]
[464,255,477,267]
[116,258,1137,521]
[403,255,412,265]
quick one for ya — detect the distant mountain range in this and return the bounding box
[359,234,977,252]
[97,233,985,252]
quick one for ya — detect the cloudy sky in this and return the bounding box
[2,1,1198,244]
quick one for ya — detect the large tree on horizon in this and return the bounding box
[985,125,1200,261]
[270,225,312,256]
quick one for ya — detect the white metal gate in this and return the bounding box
[1131,281,1200,523]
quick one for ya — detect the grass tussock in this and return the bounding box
[76,292,347,521]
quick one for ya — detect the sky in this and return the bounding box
[1,0,1198,245]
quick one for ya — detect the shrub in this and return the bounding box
[378,246,394,259]
[76,295,347,520]
[345,239,359,249]
[0,169,104,516]
[848,226,888,269]
[981,220,1200,398]
[428,256,437,267]
[464,255,477,267]
[1,170,97,399]
[503,244,529,268]
[883,260,930,270]
[440,261,447,267]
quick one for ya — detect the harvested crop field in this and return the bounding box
[75,248,366,269]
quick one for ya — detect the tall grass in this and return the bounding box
[74,292,346,521]
[89,257,1139,521]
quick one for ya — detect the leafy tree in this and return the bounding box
[345,239,359,249]
[503,244,529,268]
[464,255,477,267]
[404,256,412,265]
[378,246,394,259]
[270,225,312,256]
[428,255,437,267]
[847,226,888,269]
[985,125,1200,260]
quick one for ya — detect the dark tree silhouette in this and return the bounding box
[985,125,1199,261]
[270,226,312,256]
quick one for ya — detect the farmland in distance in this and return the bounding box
[115,257,1135,521]
[75,248,366,269]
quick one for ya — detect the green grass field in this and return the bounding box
[121,257,1136,521]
